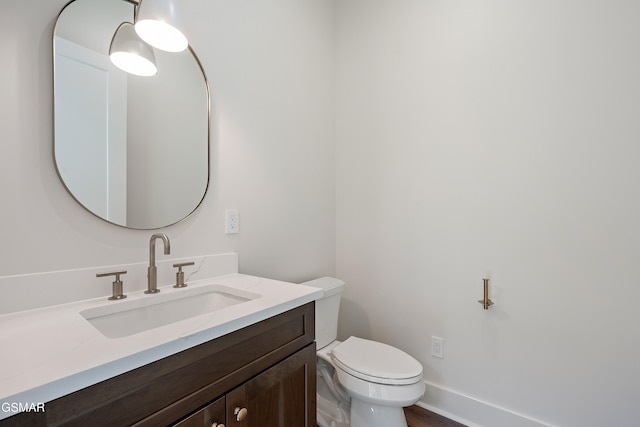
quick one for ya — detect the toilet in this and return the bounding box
[301,277,425,427]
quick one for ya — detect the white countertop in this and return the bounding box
[0,273,321,420]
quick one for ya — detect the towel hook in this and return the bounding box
[478,278,494,310]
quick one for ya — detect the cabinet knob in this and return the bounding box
[211,423,224,427]
[234,407,248,422]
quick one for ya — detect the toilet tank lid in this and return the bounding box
[299,277,345,297]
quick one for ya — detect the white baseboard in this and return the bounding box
[417,381,553,427]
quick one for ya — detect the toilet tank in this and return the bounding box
[300,277,345,349]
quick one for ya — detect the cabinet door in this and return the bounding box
[225,343,316,427]
[173,397,226,427]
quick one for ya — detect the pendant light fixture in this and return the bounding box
[109,22,157,77]
[135,0,188,53]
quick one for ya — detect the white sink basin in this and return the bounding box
[80,284,260,339]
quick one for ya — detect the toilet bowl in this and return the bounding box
[301,277,425,427]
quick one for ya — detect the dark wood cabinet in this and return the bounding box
[171,343,315,427]
[173,397,225,427]
[2,303,316,427]
[225,343,315,427]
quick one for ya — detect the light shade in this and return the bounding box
[109,22,157,77]
[135,0,188,53]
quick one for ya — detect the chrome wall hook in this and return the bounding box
[478,278,494,310]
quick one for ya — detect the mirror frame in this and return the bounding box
[52,0,211,230]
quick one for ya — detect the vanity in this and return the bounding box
[0,0,323,423]
[0,254,322,426]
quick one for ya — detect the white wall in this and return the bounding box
[0,0,335,282]
[335,1,640,426]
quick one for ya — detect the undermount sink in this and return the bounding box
[80,284,260,339]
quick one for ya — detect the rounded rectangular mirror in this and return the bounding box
[53,0,210,229]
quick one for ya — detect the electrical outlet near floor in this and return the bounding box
[431,336,444,358]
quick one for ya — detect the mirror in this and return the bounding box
[53,0,210,229]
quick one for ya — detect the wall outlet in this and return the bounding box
[431,336,444,359]
[225,209,239,234]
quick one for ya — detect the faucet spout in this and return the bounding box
[147,233,170,294]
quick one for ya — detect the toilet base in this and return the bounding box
[317,394,350,427]
[349,399,408,427]
[317,354,350,427]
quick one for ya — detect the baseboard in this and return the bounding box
[417,381,552,427]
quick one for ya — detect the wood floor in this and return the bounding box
[404,405,467,427]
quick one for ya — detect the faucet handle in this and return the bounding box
[173,262,195,288]
[96,270,128,300]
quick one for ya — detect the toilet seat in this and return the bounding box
[331,337,423,385]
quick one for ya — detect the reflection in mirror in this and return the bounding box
[109,22,158,76]
[53,0,209,229]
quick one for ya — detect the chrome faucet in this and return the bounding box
[146,233,171,294]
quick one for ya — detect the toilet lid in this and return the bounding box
[331,337,423,385]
